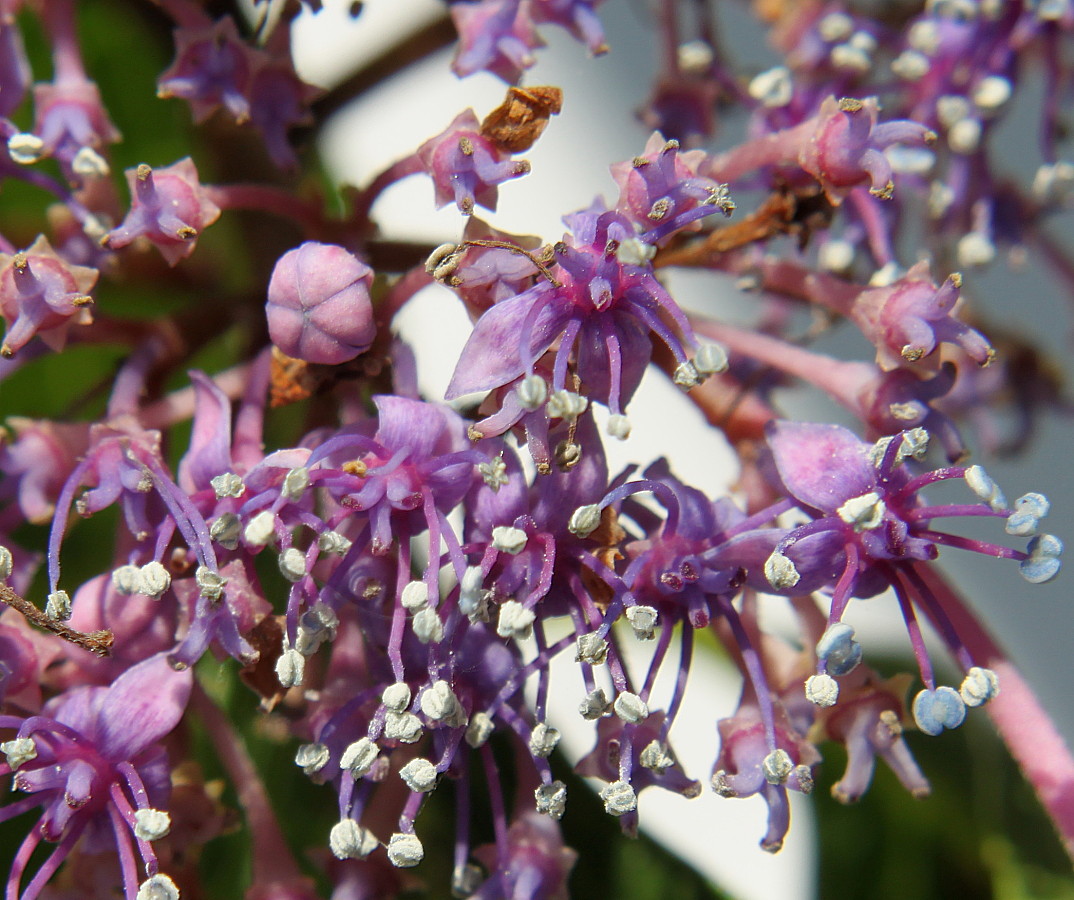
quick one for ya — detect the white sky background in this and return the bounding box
[290,1,1074,897]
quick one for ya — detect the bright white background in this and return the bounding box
[288,2,1074,897]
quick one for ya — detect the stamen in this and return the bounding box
[535,780,567,818]
[329,819,378,859]
[959,667,999,707]
[399,758,438,792]
[340,738,379,777]
[912,686,966,736]
[387,832,424,867]
[762,749,793,785]
[600,781,637,815]
[529,722,561,757]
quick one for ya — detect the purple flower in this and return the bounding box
[157,18,255,124]
[266,242,377,365]
[417,109,531,214]
[446,208,712,423]
[450,0,542,83]
[0,236,98,357]
[102,159,221,266]
[0,653,190,900]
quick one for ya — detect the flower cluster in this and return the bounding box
[0,2,1070,899]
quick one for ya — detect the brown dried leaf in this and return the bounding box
[480,86,564,154]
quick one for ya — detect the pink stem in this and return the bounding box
[910,561,1074,861]
[190,682,318,900]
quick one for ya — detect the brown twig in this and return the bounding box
[0,583,113,657]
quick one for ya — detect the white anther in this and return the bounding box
[138,562,171,597]
[244,511,277,547]
[1020,533,1063,584]
[615,237,656,266]
[805,673,839,707]
[837,491,886,531]
[764,551,800,589]
[294,742,330,776]
[948,118,982,155]
[908,20,941,55]
[936,95,971,129]
[960,666,999,707]
[71,146,109,178]
[1006,493,1050,537]
[276,648,305,687]
[477,455,509,491]
[850,30,877,53]
[640,740,674,772]
[606,414,632,440]
[1033,161,1074,205]
[957,232,995,268]
[278,547,307,582]
[928,181,956,219]
[134,808,171,841]
[400,758,438,792]
[421,680,466,727]
[886,145,935,176]
[496,599,536,640]
[465,711,494,748]
[676,39,714,74]
[210,472,245,499]
[535,781,567,819]
[1037,0,1069,20]
[329,819,378,859]
[529,722,561,758]
[830,43,871,73]
[600,780,638,816]
[762,749,794,785]
[576,633,609,665]
[195,566,227,601]
[0,546,10,581]
[694,343,729,376]
[412,607,444,644]
[625,605,658,640]
[425,243,461,281]
[546,389,588,420]
[492,525,528,554]
[1,737,36,770]
[817,11,853,41]
[516,374,548,411]
[112,564,143,595]
[973,75,1011,112]
[383,711,423,743]
[579,688,610,720]
[340,738,379,777]
[891,50,930,80]
[7,133,43,165]
[819,239,855,273]
[748,66,793,108]
[794,765,815,794]
[210,513,241,549]
[964,465,1007,510]
[704,183,734,214]
[613,691,649,724]
[136,874,180,900]
[387,832,424,868]
[400,580,430,611]
[458,566,487,621]
[568,504,602,538]
[45,590,71,620]
[452,864,484,898]
[672,360,702,389]
[281,467,310,501]
[317,530,352,556]
[382,682,411,712]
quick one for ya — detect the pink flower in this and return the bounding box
[266,242,376,365]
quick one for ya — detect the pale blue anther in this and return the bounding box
[816,622,863,676]
[1020,533,1063,584]
[912,686,966,737]
[1006,492,1051,537]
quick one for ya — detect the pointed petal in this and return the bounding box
[766,421,876,513]
[95,653,192,761]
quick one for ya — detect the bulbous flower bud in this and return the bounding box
[266,242,376,365]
